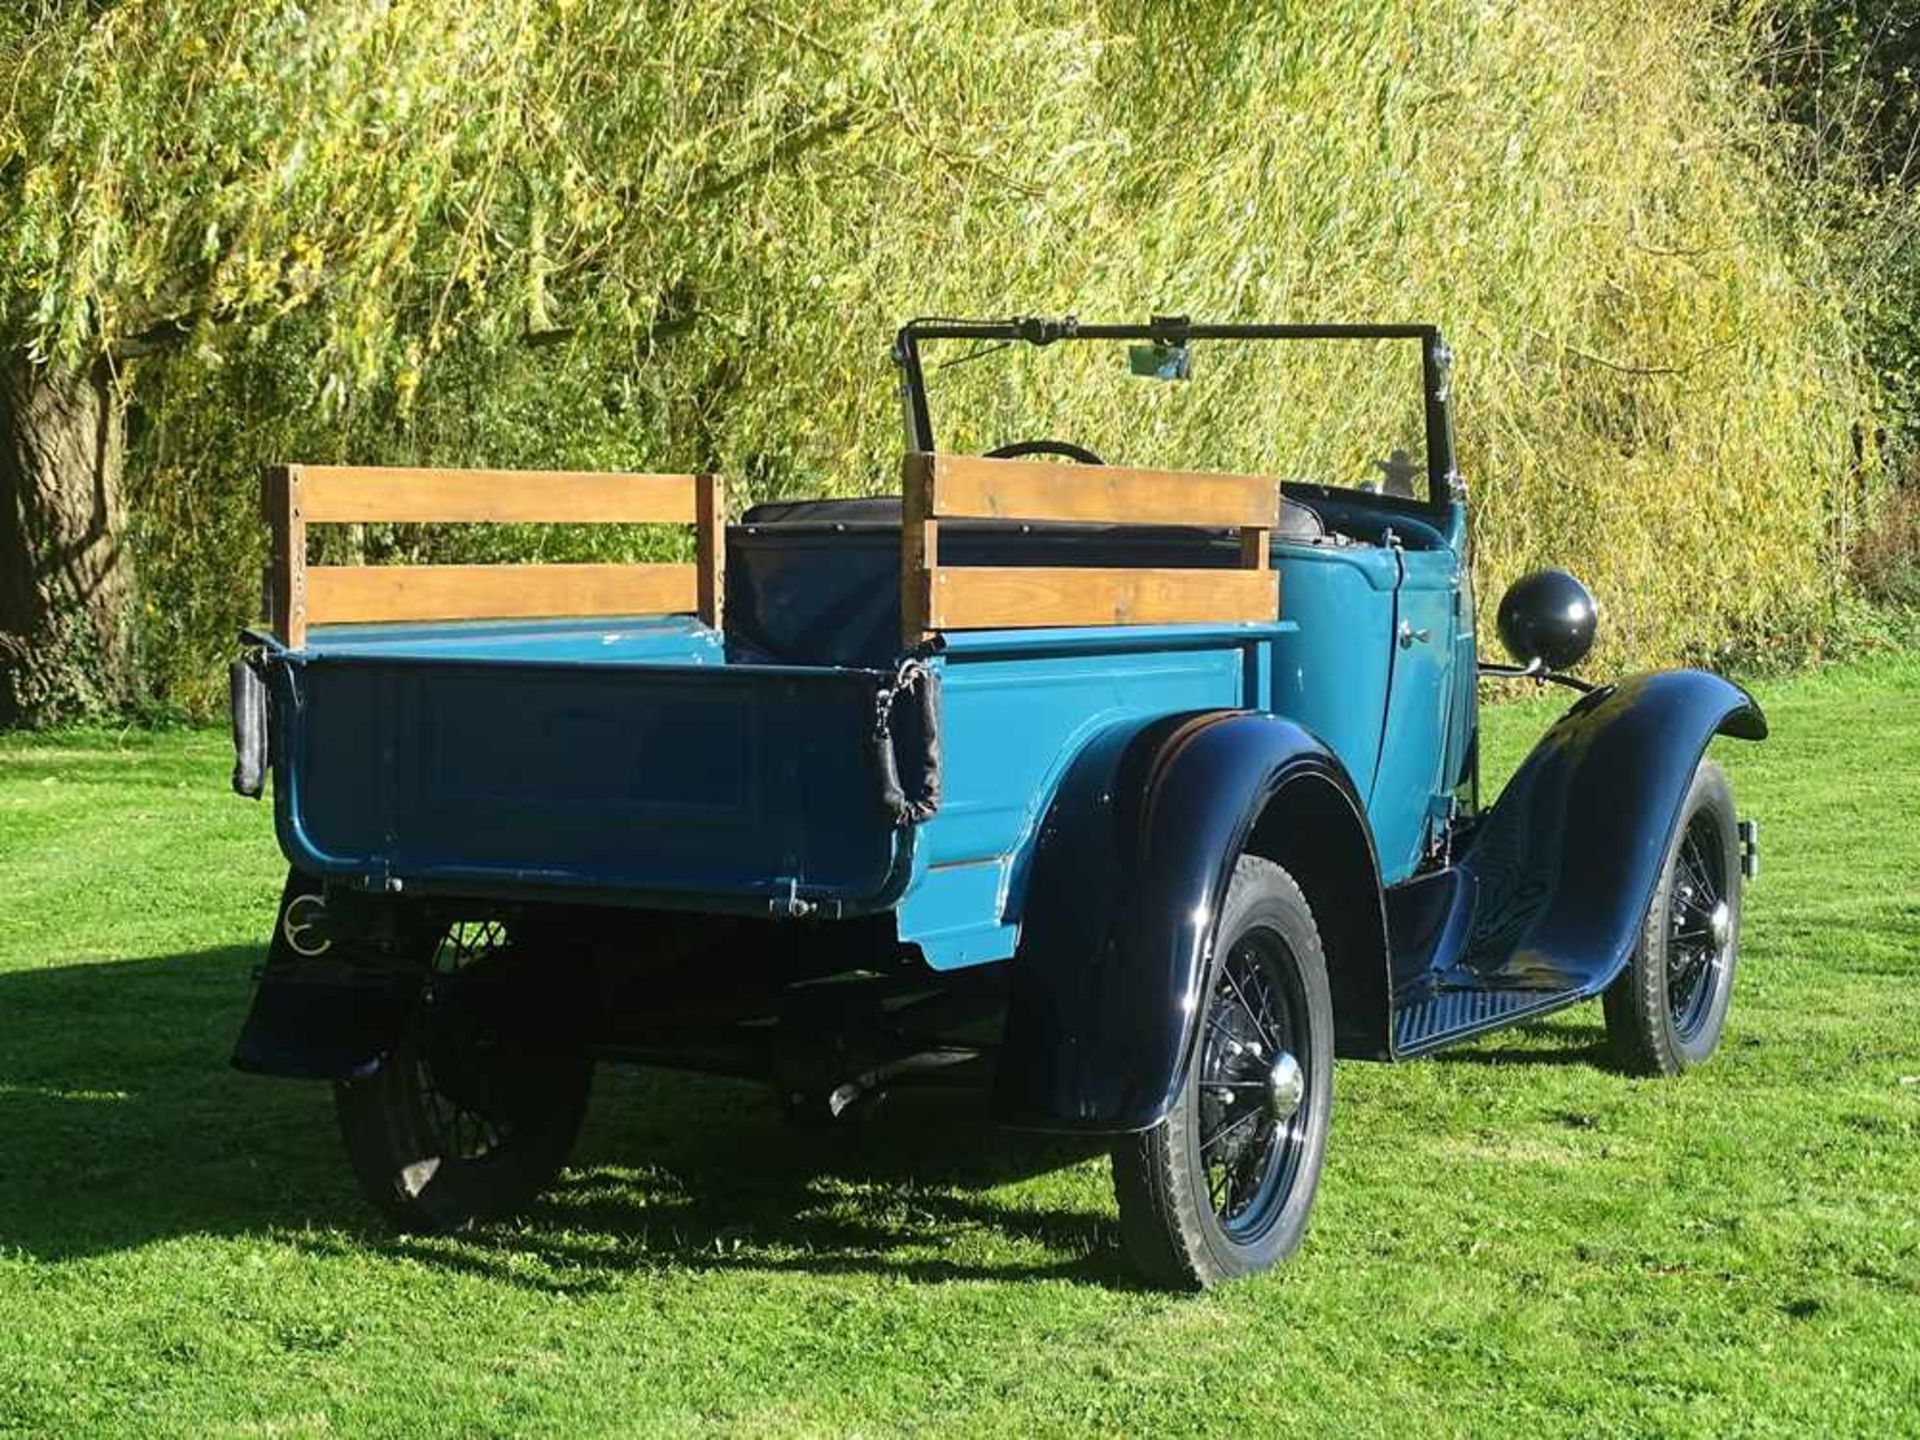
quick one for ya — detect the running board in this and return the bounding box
[1392,984,1587,1058]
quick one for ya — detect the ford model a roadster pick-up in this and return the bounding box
[229,317,1764,1289]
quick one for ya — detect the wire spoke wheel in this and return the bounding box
[1196,933,1309,1236]
[334,914,593,1232]
[1112,856,1334,1289]
[1604,759,1744,1076]
[1665,818,1730,1039]
[412,920,519,1163]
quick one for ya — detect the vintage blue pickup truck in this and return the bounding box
[229,317,1764,1288]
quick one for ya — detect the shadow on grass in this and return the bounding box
[1427,1018,1615,1069]
[0,947,1133,1288]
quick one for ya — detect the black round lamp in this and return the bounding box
[1496,568,1598,672]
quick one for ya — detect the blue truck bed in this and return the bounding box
[265,610,1288,970]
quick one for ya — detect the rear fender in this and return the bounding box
[993,711,1389,1133]
[230,871,424,1080]
[1454,669,1766,994]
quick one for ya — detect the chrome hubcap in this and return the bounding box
[1708,899,1732,950]
[1267,1051,1304,1120]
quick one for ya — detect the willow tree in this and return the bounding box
[0,0,933,722]
[1,0,1870,721]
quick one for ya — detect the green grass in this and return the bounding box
[2,655,1918,1437]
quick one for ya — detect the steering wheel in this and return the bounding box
[985,438,1106,466]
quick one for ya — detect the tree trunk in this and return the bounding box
[0,353,137,726]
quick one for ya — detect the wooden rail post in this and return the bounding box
[264,463,307,649]
[696,472,725,630]
[1240,522,1271,572]
[901,453,939,644]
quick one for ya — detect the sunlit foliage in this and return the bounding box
[0,1,1877,711]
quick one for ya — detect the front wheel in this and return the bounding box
[1603,759,1743,1076]
[335,919,593,1231]
[1111,856,1335,1289]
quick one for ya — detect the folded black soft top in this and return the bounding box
[741,492,1327,540]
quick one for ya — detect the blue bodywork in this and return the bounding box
[235,322,1768,1138]
[242,481,1765,1131]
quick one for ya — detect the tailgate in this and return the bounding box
[267,655,911,914]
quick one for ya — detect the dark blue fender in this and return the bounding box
[230,871,423,1079]
[993,711,1390,1133]
[1448,669,1766,998]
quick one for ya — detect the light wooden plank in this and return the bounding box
[307,563,698,626]
[928,566,1278,631]
[297,466,699,524]
[923,453,1277,529]
[695,472,725,629]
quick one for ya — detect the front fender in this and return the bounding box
[1455,669,1765,994]
[993,710,1385,1133]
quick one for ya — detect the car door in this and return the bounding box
[1367,536,1463,883]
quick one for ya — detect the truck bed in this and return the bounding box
[249,457,1297,967]
[262,610,1281,965]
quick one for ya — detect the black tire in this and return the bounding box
[1603,759,1742,1076]
[335,919,593,1231]
[1111,855,1335,1290]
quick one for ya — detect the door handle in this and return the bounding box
[1398,620,1432,648]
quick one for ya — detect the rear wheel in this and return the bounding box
[335,919,593,1231]
[1603,759,1742,1076]
[1111,856,1335,1289]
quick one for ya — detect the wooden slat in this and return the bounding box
[297,466,699,524]
[927,567,1278,631]
[307,563,698,626]
[919,453,1278,529]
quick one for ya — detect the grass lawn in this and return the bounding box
[1,653,1917,1437]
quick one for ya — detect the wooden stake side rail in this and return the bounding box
[265,464,723,648]
[297,466,702,524]
[901,452,1280,642]
[306,563,701,627]
[927,567,1275,631]
[912,452,1278,529]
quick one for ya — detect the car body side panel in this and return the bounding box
[1267,541,1397,809]
[896,636,1261,969]
[1371,544,1460,879]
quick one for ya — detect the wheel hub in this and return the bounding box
[1708,899,1731,950]
[1267,1051,1304,1120]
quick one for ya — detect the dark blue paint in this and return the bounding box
[1380,670,1764,1054]
[265,640,910,915]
